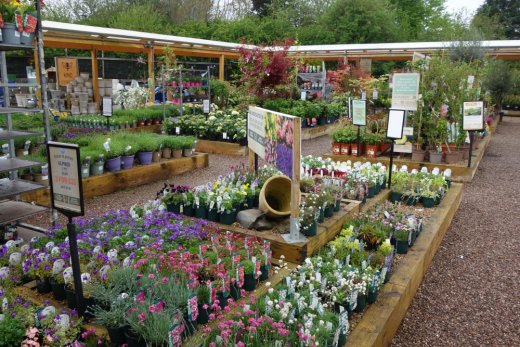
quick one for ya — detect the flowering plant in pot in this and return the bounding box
[299,203,317,236]
[240,260,256,291]
[395,229,409,254]
[121,144,136,170]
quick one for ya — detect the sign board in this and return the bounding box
[203,99,210,114]
[394,127,413,153]
[352,99,367,126]
[391,73,420,111]
[386,109,406,139]
[360,59,372,75]
[248,106,300,179]
[102,97,112,117]
[47,142,84,217]
[463,101,484,131]
[56,57,79,87]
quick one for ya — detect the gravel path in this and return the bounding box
[391,117,520,346]
[28,134,333,228]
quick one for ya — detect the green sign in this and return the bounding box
[391,73,420,111]
[352,99,366,126]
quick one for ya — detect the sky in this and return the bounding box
[444,0,486,14]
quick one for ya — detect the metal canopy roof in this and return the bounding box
[41,21,520,60]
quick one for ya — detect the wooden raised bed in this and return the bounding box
[21,153,209,205]
[221,198,361,264]
[302,121,342,140]
[346,183,463,347]
[195,139,247,156]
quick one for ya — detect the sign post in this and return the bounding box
[102,97,112,130]
[56,57,79,87]
[391,73,420,111]
[386,109,406,189]
[352,99,367,157]
[247,106,301,242]
[463,101,484,167]
[46,142,85,315]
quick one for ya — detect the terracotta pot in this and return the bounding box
[340,143,351,155]
[365,144,378,158]
[445,150,461,164]
[351,143,364,156]
[332,142,342,155]
[152,151,161,162]
[429,151,442,163]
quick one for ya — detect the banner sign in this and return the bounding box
[57,57,79,87]
[386,109,406,140]
[352,99,367,126]
[463,101,484,131]
[47,142,84,217]
[248,106,300,179]
[391,73,420,111]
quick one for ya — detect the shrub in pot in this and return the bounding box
[241,260,256,291]
[0,316,25,347]
[395,230,409,254]
[90,297,130,346]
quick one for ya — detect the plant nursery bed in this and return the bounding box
[219,199,361,264]
[194,139,248,156]
[15,281,108,338]
[302,121,342,140]
[67,123,163,134]
[345,183,463,347]
[20,153,209,205]
[325,133,492,183]
[184,258,298,347]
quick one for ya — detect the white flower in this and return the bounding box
[268,288,274,294]
[266,282,271,287]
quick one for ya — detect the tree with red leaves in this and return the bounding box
[238,38,297,101]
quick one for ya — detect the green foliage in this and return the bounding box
[0,316,25,347]
[483,60,516,107]
[476,0,520,39]
[241,260,255,274]
[197,284,210,304]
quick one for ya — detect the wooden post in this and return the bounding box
[33,49,42,108]
[91,50,99,112]
[248,148,255,173]
[148,46,155,103]
[290,116,301,239]
[219,54,225,81]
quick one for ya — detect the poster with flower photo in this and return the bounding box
[248,106,299,178]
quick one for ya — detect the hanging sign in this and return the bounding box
[352,99,367,126]
[47,142,84,217]
[463,101,484,131]
[391,73,420,111]
[57,57,79,87]
[386,109,406,139]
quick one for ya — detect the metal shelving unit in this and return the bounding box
[161,66,211,118]
[0,3,50,230]
[298,61,328,100]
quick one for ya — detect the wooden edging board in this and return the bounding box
[21,153,209,205]
[221,199,361,264]
[301,121,341,140]
[195,139,247,156]
[346,183,464,347]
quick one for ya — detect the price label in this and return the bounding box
[175,127,180,135]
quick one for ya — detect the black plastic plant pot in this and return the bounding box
[375,183,381,195]
[385,270,391,283]
[195,206,207,219]
[217,292,229,310]
[390,192,402,203]
[124,330,146,347]
[367,289,379,304]
[318,209,325,223]
[65,287,76,309]
[324,205,334,217]
[107,327,126,346]
[84,297,95,319]
[230,284,241,301]
[367,186,376,198]
[334,200,341,212]
[183,317,197,338]
[303,221,317,237]
[36,277,52,294]
[183,205,195,217]
[197,305,209,325]
[50,278,66,301]
[247,197,255,209]
[167,203,181,214]
[254,195,260,208]
[422,197,435,208]
[259,265,269,281]
[219,211,236,225]
[243,274,256,292]
[355,294,367,312]
[435,195,441,205]
[396,240,409,254]
[207,209,219,222]
[406,196,418,206]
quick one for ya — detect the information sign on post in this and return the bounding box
[102,97,112,117]
[352,99,367,126]
[203,99,210,114]
[463,101,484,167]
[386,109,406,190]
[391,73,420,111]
[47,142,85,316]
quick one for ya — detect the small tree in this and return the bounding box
[482,60,515,110]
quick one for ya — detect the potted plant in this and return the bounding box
[365,132,379,158]
[91,297,130,346]
[194,189,208,219]
[196,284,210,325]
[331,128,343,155]
[121,145,136,170]
[90,154,105,176]
[183,190,195,217]
[395,229,409,254]
[162,191,183,214]
[299,204,317,236]
[182,137,195,157]
[49,270,67,301]
[0,316,25,346]
[390,172,408,202]
[241,260,256,291]
[135,136,157,165]
[103,138,123,172]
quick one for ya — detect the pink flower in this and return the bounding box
[237,342,245,347]
[148,273,155,279]
[202,304,208,310]
[161,277,169,283]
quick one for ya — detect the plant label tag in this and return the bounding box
[175,127,180,134]
[362,260,367,270]
[301,91,306,100]
[408,230,413,246]
[223,132,227,139]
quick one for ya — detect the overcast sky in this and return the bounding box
[445,0,486,14]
